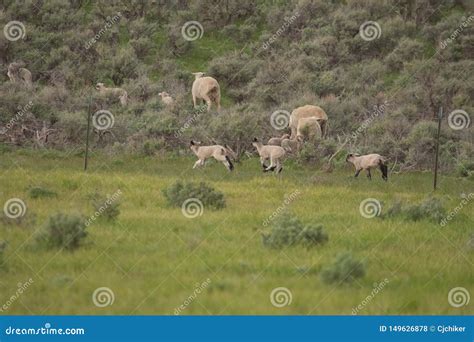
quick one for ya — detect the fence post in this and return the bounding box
[84,96,92,171]
[433,107,443,191]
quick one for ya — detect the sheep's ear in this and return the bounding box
[190,140,194,145]
[253,137,258,142]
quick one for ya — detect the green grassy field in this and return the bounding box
[0,150,472,315]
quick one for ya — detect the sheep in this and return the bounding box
[346,153,388,181]
[191,72,221,112]
[95,82,128,106]
[296,117,322,140]
[7,62,32,88]
[158,91,174,106]
[289,105,328,139]
[267,133,290,146]
[281,135,303,154]
[252,138,286,173]
[190,140,234,171]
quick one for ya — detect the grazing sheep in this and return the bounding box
[158,91,174,106]
[190,140,234,171]
[252,138,286,173]
[346,153,388,181]
[95,82,128,106]
[296,117,322,140]
[191,72,221,112]
[7,62,32,88]
[267,133,290,146]
[281,136,303,154]
[289,105,328,139]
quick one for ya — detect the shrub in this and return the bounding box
[382,196,446,223]
[28,186,58,199]
[162,181,225,210]
[262,211,328,249]
[91,192,122,221]
[321,252,366,284]
[36,213,87,250]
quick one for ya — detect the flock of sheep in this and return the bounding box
[6,63,388,181]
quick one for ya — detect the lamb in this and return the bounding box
[289,105,328,139]
[158,91,174,106]
[190,140,234,171]
[346,153,388,181]
[296,117,322,140]
[7,62,32,88]
[267,133,290,146]
[191,72,221,112]
[95,82,128,106]
[252,138,286,173]
[281,136,303,154]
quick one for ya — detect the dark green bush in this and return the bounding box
[321,252,366,284]
[382,197,446,223]
[28,186,58,199]
[162,181,225,210]
[263,211,328,249]
[36,213,87,250]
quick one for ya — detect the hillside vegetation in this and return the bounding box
[0,0,473,175]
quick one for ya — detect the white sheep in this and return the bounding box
[252,138,286,173]
[190,140,234,171]
[191,72,221,112]
[289,105,328,139]
[281,136,303,154]
[158,91,174,106]
[346,153,388,181]
[296,117,322,140]
[96,82,128,106]
[267,133,290,146]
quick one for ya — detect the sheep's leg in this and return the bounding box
[276,160,283,174]
[192,94,197,108]
[193,160,202,169]
[354,169,361,178]
[202,94,212,112]
[366,169,372,180]
[265,157,276,172]
[216,97,221,112]
[260,157,268,170]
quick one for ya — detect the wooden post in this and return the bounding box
[433,107,443,191]
[84,96,92,171]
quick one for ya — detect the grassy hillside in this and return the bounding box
[0,151,472,314]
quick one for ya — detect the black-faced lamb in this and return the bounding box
[346,153,388,181]
[252,138,286,173]
[190,140,234,171]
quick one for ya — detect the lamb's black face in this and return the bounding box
[346,154,353,162]
[253,138,258,142]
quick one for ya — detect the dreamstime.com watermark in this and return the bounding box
[270,287,292,308]
[174,278,211,315]
[4,323,85,336]
[440,193,473,227]
[0,278,34,312]
[0,101,33,135]
[85,190,122,227]
[262,11,300,50]
[85,12,122,50]
[440,15,474,50]
[351,102,388,141]
[352,278,389,315]
[174,106,207,138]
[263,189,301,226]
